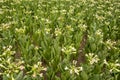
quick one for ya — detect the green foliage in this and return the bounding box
[0,0,120,80]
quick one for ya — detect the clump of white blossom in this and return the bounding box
[65,60,83,75]
[61,45,76,55]
[86,53,100,65]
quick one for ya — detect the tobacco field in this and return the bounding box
[0,0,120,80]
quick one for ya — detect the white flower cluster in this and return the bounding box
[2,45,15,56]
[15,27,25,34]
[104,59,120,73]
[86,53,100,65]
[65,60,83,75]
[54,28,62,36]
[27,62,47,78]
[61,45,76,55]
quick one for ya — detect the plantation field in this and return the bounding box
[0,0,120,80]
